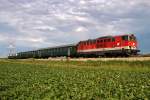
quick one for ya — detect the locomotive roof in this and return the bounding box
[97,36,113,39]
[79,36,113,43]
[79,34,135,43]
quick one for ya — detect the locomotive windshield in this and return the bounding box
[130,35,136,41]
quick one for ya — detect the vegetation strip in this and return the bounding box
[0,60,150,99]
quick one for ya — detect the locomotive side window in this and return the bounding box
[86,42,88,45]
[112,38,115,42]
[89,41,91,44]
[96,40,98,43]
[122,35,128,41]
[87,41,89,45]
[107,39,111,42]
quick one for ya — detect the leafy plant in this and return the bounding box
[0,60,150,99]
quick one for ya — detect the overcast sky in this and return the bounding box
[0,0,150,57]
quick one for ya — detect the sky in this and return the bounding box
[0,0,150,57]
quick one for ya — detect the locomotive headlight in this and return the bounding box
[133,43,135,46]
[117,42,120,46]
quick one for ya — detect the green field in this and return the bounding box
[0,59,150,100]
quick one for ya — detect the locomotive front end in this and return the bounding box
[122,34,140,55]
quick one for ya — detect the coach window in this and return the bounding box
[108,39,111,42]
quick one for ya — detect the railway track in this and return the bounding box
[41,56,150,61]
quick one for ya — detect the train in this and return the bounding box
[8,34,140,59]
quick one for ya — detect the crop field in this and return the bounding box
[0,59,150,100]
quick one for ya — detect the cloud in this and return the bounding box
[33,26,56,31]
[75,26,87,32]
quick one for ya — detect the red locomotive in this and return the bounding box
[77,34,140,57]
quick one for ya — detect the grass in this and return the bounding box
[0,59,150,100]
